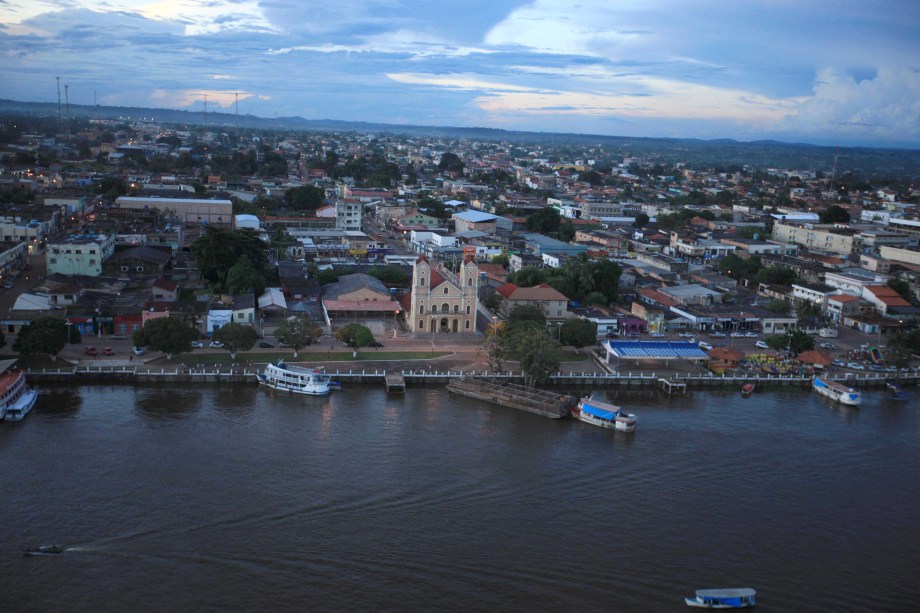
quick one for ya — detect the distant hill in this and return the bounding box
[1,98,918,177]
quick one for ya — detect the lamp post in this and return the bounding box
[65,321,72,345]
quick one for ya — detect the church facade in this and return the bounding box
[408,255,479,333]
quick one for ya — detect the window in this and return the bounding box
[419,305,424,314]
[431,305,437,313]
[466,305,471,315]
[420,277,425,286]
[465,320,470,329]
[468,277,472,287]
[442,303,450,312]
[135,266,144,272]
[50,258,56,264]
[120,266,129,272]
[443,287,449,294]
[453,305,459,312]
[418,320,424,329]
[89,259,96,265]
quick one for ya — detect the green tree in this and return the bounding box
[819,205,851,224]
[191,227,269,292]
[491,254,509,267]
[655,209,696,232]
[508,267,546,287]
[557,220,575,242]
[765,329,814,355]
[132,317,199,360]
[885,329,920,368]
[634,212,650,228]
[367,265,409,285]
[579,170,603,186]
[527,207,561,234]
[483,293,504,313]
[336,323,375,357]
[888,278,913,302]
[211,322,259,360]
[496,322,561,387]
[506,304,546,329]
[585,291,608,306]
[559,318,597,348]
[438,152,464,174]
[754,266,799,286]
[13,317,68,361]
[765,299,791,315]
[274,318,322,358]
[284,185,326,211]
[226,255,266,296]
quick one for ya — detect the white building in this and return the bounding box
[46,234,116,277]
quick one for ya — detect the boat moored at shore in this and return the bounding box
[685,588,756,608]
[0,360,38,422]
[570,396,637,432]
[812,376,861,406]
[257,361,333,396]
[741,383,755,397]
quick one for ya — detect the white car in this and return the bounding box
[210,340,224,348]
[847,362,865,370]
[650,332,666,338]
[730,332,745,338]
[745,332,759,338]
[190,340,204,348]
[132,346,146,356]
[678,332,695,338]
[711,332,726,338]
[698,341,714,351]
[755,340,770,350]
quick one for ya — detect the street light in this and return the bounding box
[65,321,73,344]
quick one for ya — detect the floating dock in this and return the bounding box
[445,377,575,419]
[384,372,405,392]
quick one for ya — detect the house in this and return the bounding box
[151,278,178,302]
[408,255,479,334]
[102,245,171,279]
[47,234,116,277]
[452,210,498,234]
[496,283,570,321]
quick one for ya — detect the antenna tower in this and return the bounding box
[56,77,62,128]
[235,92,239,131]
[64,84,70,140]
[203,93,208,132]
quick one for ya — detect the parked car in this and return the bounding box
[651,331,666,338]
[132,346,146,356]
[847,362,865,370]
[755,340,770,350]
[103,347,114,356]
[678,332,695,338]
[820,342,836,350]
[368,341,384,348]
[698,341,714,351]
[832,359,846,367]
[190,341,204,348]
[259,341,274,348]
[745,331,759,338]
[730,332,745,338]
[209,340,224,348]
[710,332,726,338]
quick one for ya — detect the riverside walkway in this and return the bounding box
[24,364,918,390]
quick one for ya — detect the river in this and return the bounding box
[2,383,918,611]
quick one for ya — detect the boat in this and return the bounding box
[886,382,909,400]
[256,361,332,396]
[23,544,65,556]
[685,588,756,608]
[570,396,637,432]
[812,376,861,406]
[0,361,39,422]
[741,382,755,397]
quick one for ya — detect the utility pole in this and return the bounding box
[235,92,239,132]
[203,93,208,133]
[56,77,62,129]
[64,84,70,140]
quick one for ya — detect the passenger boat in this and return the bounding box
[685,588,756,608]
[0,361,39,422]
[741,383,755,397]
[257,361,332,396]
[812,376,861,406]
[23,544,65,556]
[570,396,637,432]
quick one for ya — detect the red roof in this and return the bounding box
[322,300,401,312]
[496,283,518,299]
[864,285,911,307]
[429,268,446,289]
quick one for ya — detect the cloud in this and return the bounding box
[148,88,257,108]
[777,68,920,144]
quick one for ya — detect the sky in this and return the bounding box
[1,1,919,148]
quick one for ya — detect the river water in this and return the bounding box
[2,383,918,612]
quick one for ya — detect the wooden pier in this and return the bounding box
[658,378,687,395]
[384,372,405,392]
[445,377,576,419]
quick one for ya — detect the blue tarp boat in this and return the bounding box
[685,588,756,608]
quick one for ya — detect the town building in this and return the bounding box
[47,233,116,277]
[408,255,479,334]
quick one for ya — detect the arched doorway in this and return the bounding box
[440,317,449,333]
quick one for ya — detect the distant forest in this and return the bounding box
[1,97,918,180]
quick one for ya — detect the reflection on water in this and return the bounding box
[34,386,83,418]
[134,386,203,419]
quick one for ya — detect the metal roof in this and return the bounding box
[604,339,708,360]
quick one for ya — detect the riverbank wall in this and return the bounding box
[24,365,920,390]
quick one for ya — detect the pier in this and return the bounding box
[384,372,405,392]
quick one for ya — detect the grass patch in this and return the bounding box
[559,350,591,362]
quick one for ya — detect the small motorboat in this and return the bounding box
[886,382,909,400]
[741,383,755,398]
[686,588,756,608]
[23,544,66,556]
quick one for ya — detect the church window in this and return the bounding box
[443,287,449,294]
[419,305,424,314]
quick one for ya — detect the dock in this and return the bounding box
[384,372,405,392]
[658,378,687,395]
[445,377,575,419]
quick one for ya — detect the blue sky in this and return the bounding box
[2,1,919,148]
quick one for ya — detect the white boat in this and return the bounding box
[0,363,38,422]
[812,376,861,406]
[257,361,332,396]
[570,396,637,432]
[685,588,756,608]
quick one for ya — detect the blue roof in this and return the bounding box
[453,210,497,222]
[604,339,708,359]
[581,402,617,420]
